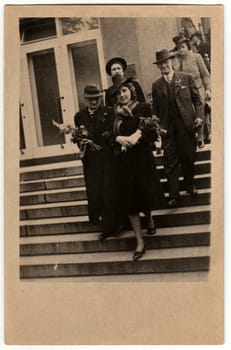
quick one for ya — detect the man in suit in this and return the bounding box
[152,49,203,207]
[74,84,117,237]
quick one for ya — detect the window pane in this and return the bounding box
[61,17,99,35]
[20,105,26,150]
[71,40,102,110]
[30,50,65,146]
[20,18,56,42]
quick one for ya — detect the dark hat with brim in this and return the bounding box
[153,49,176,64]
[84,84,103,98]
[172,35,181,45]
[106,57,127,76]
[176,36,190,47]
[110,75,134,95]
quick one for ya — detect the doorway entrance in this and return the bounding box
[20,18,107,159]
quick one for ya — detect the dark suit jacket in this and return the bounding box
[74,105,115,223]
[152,72,203,132]
[74,105,114,150]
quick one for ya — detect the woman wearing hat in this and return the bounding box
[105,57,145,107]
[190,31,211,72]
[175,36,211,147]
[110,75,166,261]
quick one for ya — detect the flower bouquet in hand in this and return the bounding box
[71,125,101,158]
[138,115,167,136]
[52,120,101,158]
[138,115,167,154]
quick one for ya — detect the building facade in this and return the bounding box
[20,17,210,161]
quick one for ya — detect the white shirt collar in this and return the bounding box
[88,108,97,115]
[163,70,174,83]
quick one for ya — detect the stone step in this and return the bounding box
[20,176,86,193]
[19,171,211,205]
[20,148,211,168]
[20,231,210,256]
[20,245,210,265]
[20,254,210,279]
[20,173,211,194]
[20,158,211,182]
[20,205,210,225]
[20,191,211,220]
[20,208,210,237]
[20,224,210,244]
[20,188,86,206]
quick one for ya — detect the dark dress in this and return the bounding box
[105,79,146,107]
[112,103,166,215]
[74,105,114,225]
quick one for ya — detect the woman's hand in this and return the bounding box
[126,129,142,146]
[115,136,132,147]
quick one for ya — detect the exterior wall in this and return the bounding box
[135,18,178,96]
[100,18,142,87]
[100,17,178,97]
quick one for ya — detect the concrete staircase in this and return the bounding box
[19,146,211,280]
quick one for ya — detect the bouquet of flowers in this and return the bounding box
[138,115,167,136]
[52,120,101,158]
[115,115,167,154]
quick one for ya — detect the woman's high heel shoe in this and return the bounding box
[133,245,146,261]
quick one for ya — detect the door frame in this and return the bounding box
[20,26,107,160]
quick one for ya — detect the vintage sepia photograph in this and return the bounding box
[4,4,224,345]
[19,15,212,280]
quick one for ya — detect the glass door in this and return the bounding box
[20,39,76,158]
[70,39,102,110]
[29,49,65,147]
[20,24,107,159]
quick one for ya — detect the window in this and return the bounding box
[61,17,99,35]
[20,18,56,43]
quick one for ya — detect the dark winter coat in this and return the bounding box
[112,102,166,215]
[74,105,114,224]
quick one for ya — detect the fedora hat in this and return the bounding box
[190,31,202,40]
[105,57,127,76]
[176,36,190,47]
[172,35,181,45]
[153,49,176,64]
[84,84,103,98]
[111,75,134,94]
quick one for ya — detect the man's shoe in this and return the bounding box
[197,140,205,149]
[98,233,109,241]
[168,198,178,208]
[146,227,156,235]
[186,185,198,197]
[98,231,118,241]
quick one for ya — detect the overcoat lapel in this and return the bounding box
[95,106,106,123]
[159,77,168,96]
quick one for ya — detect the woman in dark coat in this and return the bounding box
[105,57,146,107]
[111,76,166,260]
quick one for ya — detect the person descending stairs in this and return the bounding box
[19,145,211,280]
